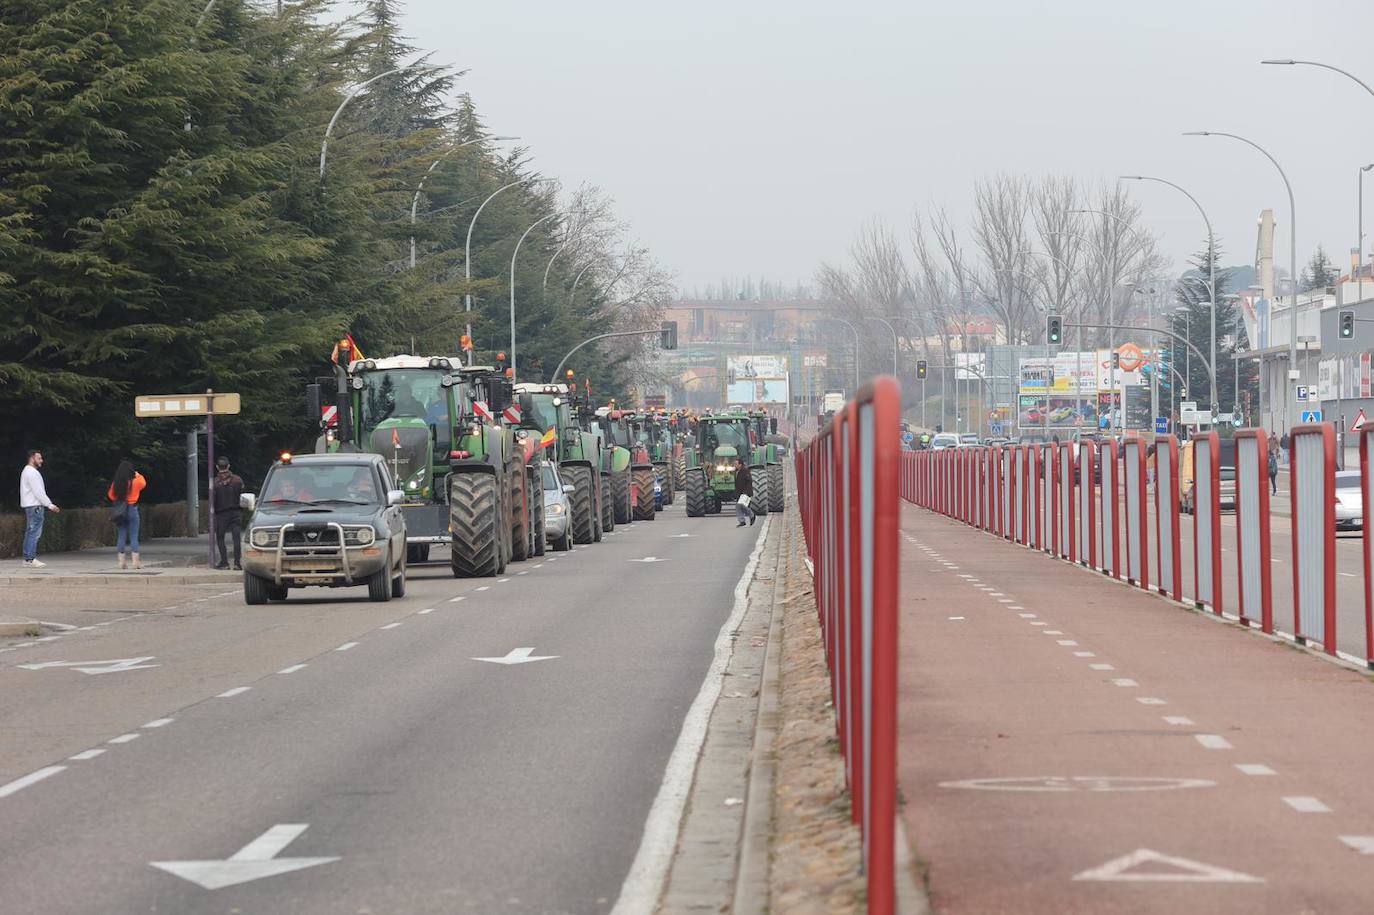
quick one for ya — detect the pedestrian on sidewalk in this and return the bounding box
[734,458,756,527]
[1268,441,1280,495]
[19,450,60,567]
[212,457,244,570]
[107,459,146,570]
[1280,431,1291,466]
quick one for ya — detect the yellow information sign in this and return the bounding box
[134,392,241,417]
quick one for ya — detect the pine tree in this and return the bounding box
[1300,245,1336,292]
[1164,239,1257,420]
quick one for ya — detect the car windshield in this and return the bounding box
[542,464,559,490]
[701,420,749,454]
[262,464,379,505]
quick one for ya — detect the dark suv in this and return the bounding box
[239,453,408,604]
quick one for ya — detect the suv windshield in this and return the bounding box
[262,464,379,505]
[541,464,559,490]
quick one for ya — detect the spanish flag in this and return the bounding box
[540,427,557,449]
[330,333,367,365]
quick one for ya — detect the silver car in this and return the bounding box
[1336,470,1362,531]
[543,464,574,551]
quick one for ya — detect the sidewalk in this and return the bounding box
[0,536,238,587]
[898,502,1374,913]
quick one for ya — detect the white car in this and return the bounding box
[1335,471,1362,531]
[542,464,574,551]
[930,433,960,450]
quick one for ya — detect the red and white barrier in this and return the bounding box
[1154,436,1182,601]
[1291,424,1336,654]
[1235,429,1273,633]
[1098,438,1121,579]
[1058,443,1075,562]
[1122,437,1149,589]
[1192,431,1223,614]
[1077,445,1096,569]
[794,379,899,915]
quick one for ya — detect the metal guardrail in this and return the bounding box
[1154,436,1182,601]
[1235,429,1273,632]
[1292,424,1336,654]
[1193,431,1222,614]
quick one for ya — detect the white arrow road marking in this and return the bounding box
[629,556,669,563]
[1339,836,1374,854]
[151,823,339,890]
[17,657,158,675]
[1073,848,1262,883]
[472,647,558,665]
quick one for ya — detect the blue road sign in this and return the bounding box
[1154,417,1169,434]
[1301,410,1323,423]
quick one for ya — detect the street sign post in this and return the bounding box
[1296,385,1309,402]
[134,390,241,567]
[1301,410,1323,423]
[1155,417,1169,435]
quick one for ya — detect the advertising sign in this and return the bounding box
[1018,395,1097,430]
[956,352,986,381]
[727,354,789,404]
[1095,349,1148,391]
[728,354,788,380]
[1017,354,1097,395]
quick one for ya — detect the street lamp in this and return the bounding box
[862,317,900,376]
[1261,59,1374,99]
[1361,164,1374,303]
[409,136,518,268]
[320,63,442,179]
[1185,130,1298,434]
[1119,175,1218,419]
[509,212,561,380]
[464,176,550,364]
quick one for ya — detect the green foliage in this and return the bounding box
[1300,245,1337,293]
[1165,239,1256,416]
[0,0,643,509]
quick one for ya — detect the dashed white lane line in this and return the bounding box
[997,598,1014,603]
[1136,697,1167,706]
[518,571,529,576]
[1111,678,1138,688]
[948,616,966,621]
[1073,651,1096,658]
[498,578,511,583]
[475,586,491,592]
[1058,640,1079,646]
[1283,796,1331,813]
[1030,622,1047,627]
[449,596,467,603]
[1008,605,1024,610]
[216,686,251,698]
[335,642,358,652]
[1043,630,1063,635]
[1236,764,1277,776]
[989,592,1005,596]
[0,766,65,799]
[278,664,308,675]
[1195,734,1233,750]
[69,749,105,761]
[381,622,402,630]
[1019,613,1037,618]
[1164,716,1195,726]
[531,563,544,568]
[1340,572,1357,578]
[958,575,975,579]
[143,718,174,729]
[108,733,140,745]
[418,608,435,615]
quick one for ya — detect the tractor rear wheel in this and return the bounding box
[449,473,500,577]
[565,465,596,545]
[509,459,528,563]
[674,455,687,491]
[685,468,707,517]
[612,469,632,524]
[601,473,616,533]
[633,467,656,520]
[750,465,770,516]
[769,463,784,513]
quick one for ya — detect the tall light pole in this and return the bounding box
[1186,130,1297,433]
[509,212,560,380]
[409,136,517,268]
[1361,164,1374,302]
[464,176,547,365]
[862,317,900,376]
[320,64,440,179]
[1119,175,1218,421]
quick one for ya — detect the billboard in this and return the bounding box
[727,354,789,404]
[1017,354,1097,396]
[1017,395,1098,430]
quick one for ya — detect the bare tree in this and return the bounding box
[970,174,1037,344]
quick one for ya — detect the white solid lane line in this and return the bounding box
[1236,764,1276,776]
[1283,796,1331,813]
[335,643,358,652]
[1195,734,1233,750]
[0,766,66,799]
[143,718,174,728]
[217,687,251,698]
[69,749,106,761]
[108,733,141,744]
[278,664,307,675]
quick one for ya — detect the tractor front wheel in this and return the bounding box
[601,473,616,533]
[768,463,785,513]
[612,469,633,524]
[633,467,656,520]
[565,465,596,545]
[685,468,708,518]
[750,465,770,516]
[449,473,500,577]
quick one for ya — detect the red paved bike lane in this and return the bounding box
[899,502,1374,914]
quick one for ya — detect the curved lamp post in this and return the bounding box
[409,135,517,268]
[463,176,548,364]
[1185,130,1297,432]
[320,63,441,179]
[509,212,561,380]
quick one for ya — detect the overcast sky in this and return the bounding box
[389,0,1373,294]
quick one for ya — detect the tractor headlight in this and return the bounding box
[250,527,280,548]
[343,526,376,546]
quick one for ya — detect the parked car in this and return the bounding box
[239,452,407,604]
[542,463,574,552]
[959,434,980,447]
[930,433,960,450]
[1335,470,1362,531]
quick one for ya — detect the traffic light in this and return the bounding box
[1340,309,1355,339]
[916,360,928,380]
[660,320,678,350]
[1046,314,1063,345]
[1112,351,1121,369]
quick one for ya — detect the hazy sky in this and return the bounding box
[388,0,1373,294]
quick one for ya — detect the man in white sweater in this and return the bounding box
[19,450,60,567]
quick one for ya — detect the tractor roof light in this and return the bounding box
[279,451,293,464]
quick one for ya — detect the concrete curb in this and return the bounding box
[0,621,43,638]
[0,572,237,586]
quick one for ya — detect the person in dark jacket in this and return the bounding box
[734,458,756,527]
[212,456,245,570]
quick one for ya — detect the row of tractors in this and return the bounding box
[308,355,697,577]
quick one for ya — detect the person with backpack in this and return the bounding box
[107,459,146,570]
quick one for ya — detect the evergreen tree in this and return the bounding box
[1164,239,1257,420]
[1300,245,1336,292]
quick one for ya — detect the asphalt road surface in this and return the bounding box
[0,504,764,914]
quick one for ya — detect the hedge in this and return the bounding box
[0,502,222,559]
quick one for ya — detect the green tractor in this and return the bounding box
[309,355,521,576]
[749,411,787,514]
[513,380,605,545]
[684,412,768,518]
[594,407,652,522]
[634,413,680,507]
[461,366,546,565]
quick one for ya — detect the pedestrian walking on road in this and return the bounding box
[1280,431,1291,466]
[734,458,756,528]
[107,459,146,570]
[19,450,60,567]
[212,456,245,570]
[1268,441,1280,495]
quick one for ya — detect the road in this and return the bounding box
[0,505,765,914]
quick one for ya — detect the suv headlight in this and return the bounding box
[343,526,376,546]
[547,502,565,516]
[250,527,280,548]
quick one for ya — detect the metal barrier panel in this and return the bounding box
[1013,446,1025,543]
[1059,444,1075,561]
[1235,430,1272,632]
[1040,445,1052,552]
[1365,431,1374,667]
[1291,425,1337,654]
[982,449,993,531]
[1193,431,1221,613]
[1122,439,1148,588]
[1028,446,1041,550]
[1098,439,1120,578]
[1152,437,1181,600]
[1077,445,1096,568]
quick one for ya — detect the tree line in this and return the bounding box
[0,0,672,508]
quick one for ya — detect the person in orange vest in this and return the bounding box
[107,459,147,570]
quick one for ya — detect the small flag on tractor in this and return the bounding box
[540,427,557,449]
